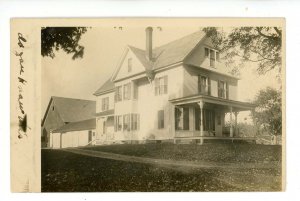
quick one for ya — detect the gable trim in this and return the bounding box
[111,47,130,81]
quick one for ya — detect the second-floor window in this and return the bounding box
[102,97,109,111]
[198,75,208,94]
[155,76,168,96]
[123,83,131,100]
[128,58,132,72]
[218,80,228,99]
[115,86,122,102]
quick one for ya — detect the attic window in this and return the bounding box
[128,58,132,72]
[205,48,209,57]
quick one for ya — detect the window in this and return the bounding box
[123,114,131,131]
[155,76,168,95]
[128,58,132,72]
[131,114,139,131]
[102,97,109,111]
[205,48,209,57]
[205,47,219,68]
[210,49,215,68]
[158,110,164,129]
[175,107,189,130]
[123,83,131,100]
[198,75,208,94]
[115,115,123,131]
[218,81,228,99]
[115,86,122,102]
[216,51,220,61]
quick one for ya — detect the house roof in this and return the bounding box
[152,31,206,69]
[93,79,115,96]
[52,118,96,133]
[42,96,96,126]
[95,30,236,94]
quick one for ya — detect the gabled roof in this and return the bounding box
[52,118,96,133]
[42,96,96,126]
[127,31,206,71]
[93,79,115,96]
[152,31,206,69]
[128,46,153,70]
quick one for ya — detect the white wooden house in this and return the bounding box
[94,27,255,144]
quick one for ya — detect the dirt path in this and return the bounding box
[62,148,280,171]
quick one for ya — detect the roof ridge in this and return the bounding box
[51,96,95,102]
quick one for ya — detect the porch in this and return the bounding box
[170,94,255,144]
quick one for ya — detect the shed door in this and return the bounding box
[88,130,92,142]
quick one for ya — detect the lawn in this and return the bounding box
[82,143,282,163]
[42,143,282,192]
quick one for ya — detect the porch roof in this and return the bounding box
[95,109,115,117]
[169,94,255,111]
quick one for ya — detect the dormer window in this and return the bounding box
[204,47,219,68]
[128,58,132,72]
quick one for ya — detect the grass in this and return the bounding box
[41,149,282,192]
[82,143,282,163]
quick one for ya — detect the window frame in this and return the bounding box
[115,86,122,102]
[101,97,109,111]
[155,75,168,96]
[198,75,208,94]
[218,80,227,99]
[123,83,131,100]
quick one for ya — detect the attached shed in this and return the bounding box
[50,118,96,149]
[41,96,96,148]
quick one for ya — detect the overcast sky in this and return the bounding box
[42,26,281,118]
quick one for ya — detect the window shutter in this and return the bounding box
[226,82,229,99]
[217,81,220,97]
[133,82,138,99]
[208,77,211,95]
[164,76,168,94]
[137,114,140,130]
[114,117,117,132]
[155,78,159,95]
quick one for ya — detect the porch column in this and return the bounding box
[234,111,238,136]
[197,100,204,144]
[229,106,233,137]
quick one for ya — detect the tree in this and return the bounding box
[41,27,88,60]
[203,27,282,76]
[251,87,282,139]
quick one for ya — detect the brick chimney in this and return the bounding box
[145,27,153,61]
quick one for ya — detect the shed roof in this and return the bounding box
[52,118,96,133]
[42,96,96,126]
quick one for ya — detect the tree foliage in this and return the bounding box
[203,27,282,76]
[251,87,282,136]
[41,27,88,60]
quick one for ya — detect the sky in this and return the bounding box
[42,26,281,121]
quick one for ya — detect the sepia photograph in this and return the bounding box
[39,20,284,192]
